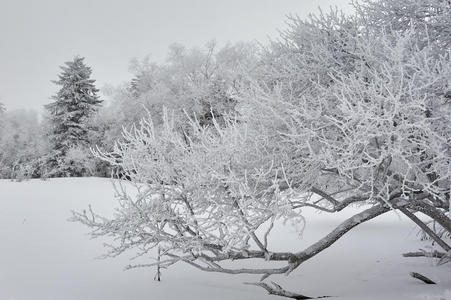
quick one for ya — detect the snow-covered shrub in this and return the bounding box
[74,0,451,298]
[61,146,97,177]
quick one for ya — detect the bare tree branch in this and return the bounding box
[410,272,436,284]
[398,207,451,252]
[408,201,451,234]
[288,205,390,273]
[245,281,317,299]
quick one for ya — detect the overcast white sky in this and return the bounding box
[0,0,352,113]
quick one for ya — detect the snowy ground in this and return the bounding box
[0,177,450,300]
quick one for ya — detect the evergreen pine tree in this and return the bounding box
[45,56,102,177]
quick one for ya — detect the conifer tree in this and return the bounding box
[45,56,102,176]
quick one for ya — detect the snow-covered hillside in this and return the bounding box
[0,178,449,300]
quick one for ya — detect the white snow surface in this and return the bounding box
[0,177,450,300]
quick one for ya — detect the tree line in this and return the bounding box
[0,41,257,179]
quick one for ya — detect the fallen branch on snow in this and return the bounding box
[403,250,446,259]
[245,281,332,299]
[410,272,436,284]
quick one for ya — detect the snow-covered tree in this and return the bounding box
[98,42,258,144]
[0,102,4,130]
[73,1,451,298]
[45,56,102,177]
[354,0,451,51]
[0,109,49,179]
